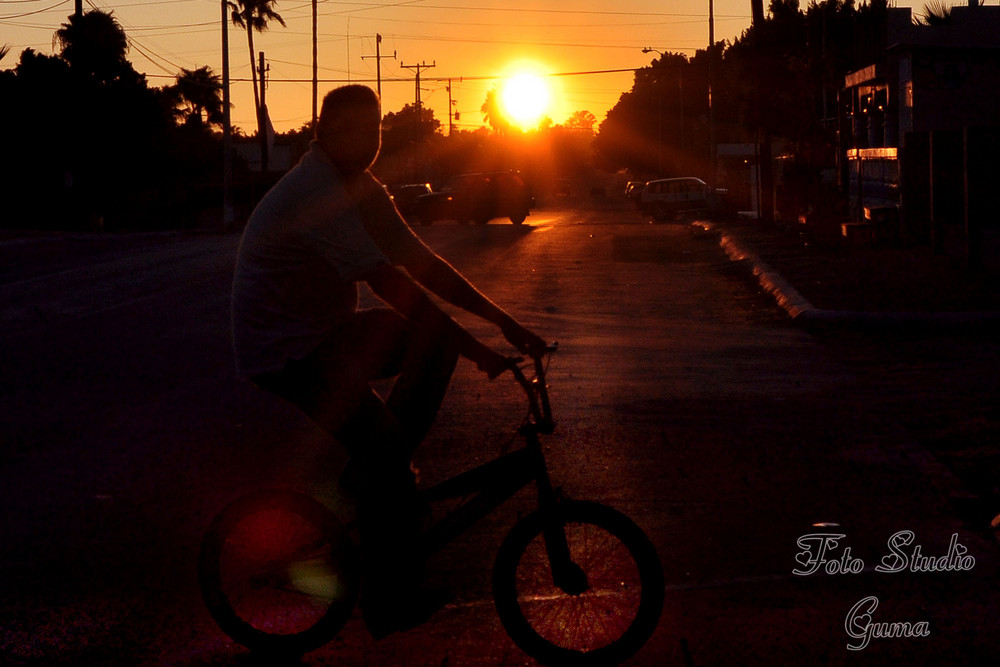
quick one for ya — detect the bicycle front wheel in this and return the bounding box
[493,501,664,666]
[198,490,359,656]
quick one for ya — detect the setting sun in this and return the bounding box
[500,71,552,130]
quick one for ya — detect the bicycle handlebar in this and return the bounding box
[509,342,557,430]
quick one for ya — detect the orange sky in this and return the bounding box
[3,0,928,134]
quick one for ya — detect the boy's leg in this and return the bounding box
[331,385,449,636]
[384,314,460,455]
[301,311,453,633]
[312,307,460,454]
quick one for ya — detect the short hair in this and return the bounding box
[316,85,380,141]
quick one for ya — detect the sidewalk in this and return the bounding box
[700,216,1000,539]
[698,218,1000,328]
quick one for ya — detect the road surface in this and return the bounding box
[1,205,996,665]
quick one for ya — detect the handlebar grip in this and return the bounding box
[530,342,558,360]
[506,356,525,369]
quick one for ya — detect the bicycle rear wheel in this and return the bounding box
[493,500,664,666]
[198,490,359,656]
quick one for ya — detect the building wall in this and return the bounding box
[906,50,1000,136]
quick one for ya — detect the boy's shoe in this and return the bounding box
[362,586,454,640]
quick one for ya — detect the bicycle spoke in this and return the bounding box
[512,519,643,652]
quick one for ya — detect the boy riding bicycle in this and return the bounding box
[231,85,545,637]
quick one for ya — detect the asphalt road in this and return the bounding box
[1,205,997,666]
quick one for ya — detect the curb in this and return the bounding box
[693,221,1000,330]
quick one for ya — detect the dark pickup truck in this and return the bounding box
[413,171,532,225]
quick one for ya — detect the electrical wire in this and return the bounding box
[145,65,640,86]
[0,0,71,20]
[324,1,745,19]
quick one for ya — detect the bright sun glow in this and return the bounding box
[500,71,551,130]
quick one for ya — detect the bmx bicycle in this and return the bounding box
[199,345,664,665]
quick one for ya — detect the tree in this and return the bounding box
[229,0,285,118]
[229,0,285,172]
[381,103,441,148]
[170,66,224,128]
[919,1,952,25]
[594,51,702,176]
[54,10,131,83]
[481,85,512,134]
[563,110,596,132]
[376,103,442,182]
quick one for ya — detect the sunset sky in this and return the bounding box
[4,0,928,134]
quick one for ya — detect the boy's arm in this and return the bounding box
[352,172,545,354]
[362,264,511,378]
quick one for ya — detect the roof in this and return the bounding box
[887,6,1000,51]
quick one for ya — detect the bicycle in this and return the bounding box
[199,345,665,665]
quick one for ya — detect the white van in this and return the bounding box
[639,177,713,221]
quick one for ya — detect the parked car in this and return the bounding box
[413,171,532,225]
[387,183,432,216]
[639,177,722,221]
[625,181,646,207]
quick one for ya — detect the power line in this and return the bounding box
[83,0,191,76]
[328,2,746,19]
[68,2,748,36]
[127,35,183,75]
[355,32,705,53]
[144,65,640,84]
[0,0,71,20]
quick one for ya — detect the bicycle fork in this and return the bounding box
[528,430,590,596]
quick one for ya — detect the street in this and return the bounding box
[1,205,997,666]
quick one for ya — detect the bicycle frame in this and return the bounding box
[201,344,662,660]
[417,348,560,557]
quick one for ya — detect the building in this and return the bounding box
[840,4,1000,265]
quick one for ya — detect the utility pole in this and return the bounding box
[401,60,435,106]
[221,0,233,229]
[74,0,82,17]
[311,0,317,128]
[447,79,456,135]
[750,0,773,223]
[362,34,396,101]
[258,51,270,174]
[641,47,665,175]
[708,0,716,186]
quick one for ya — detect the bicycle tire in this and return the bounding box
[492,500,664,666]
[198,490,359,656]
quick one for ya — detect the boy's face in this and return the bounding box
[322,102,381,175]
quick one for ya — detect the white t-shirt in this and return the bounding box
[231,143,390,377]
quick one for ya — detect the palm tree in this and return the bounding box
[919,1,952,25]
[481,85,511,135]
[229,0,285,117]
[172,66,224,128]
[54,9,130,82]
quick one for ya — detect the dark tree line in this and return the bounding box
[1,6,599,231]
[10,1,877,230]
[369,100,598,201]
[594,0,891,184]
[1,10,228,231]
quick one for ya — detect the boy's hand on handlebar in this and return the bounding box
[471,341,514,380]
[500,318,547,357]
